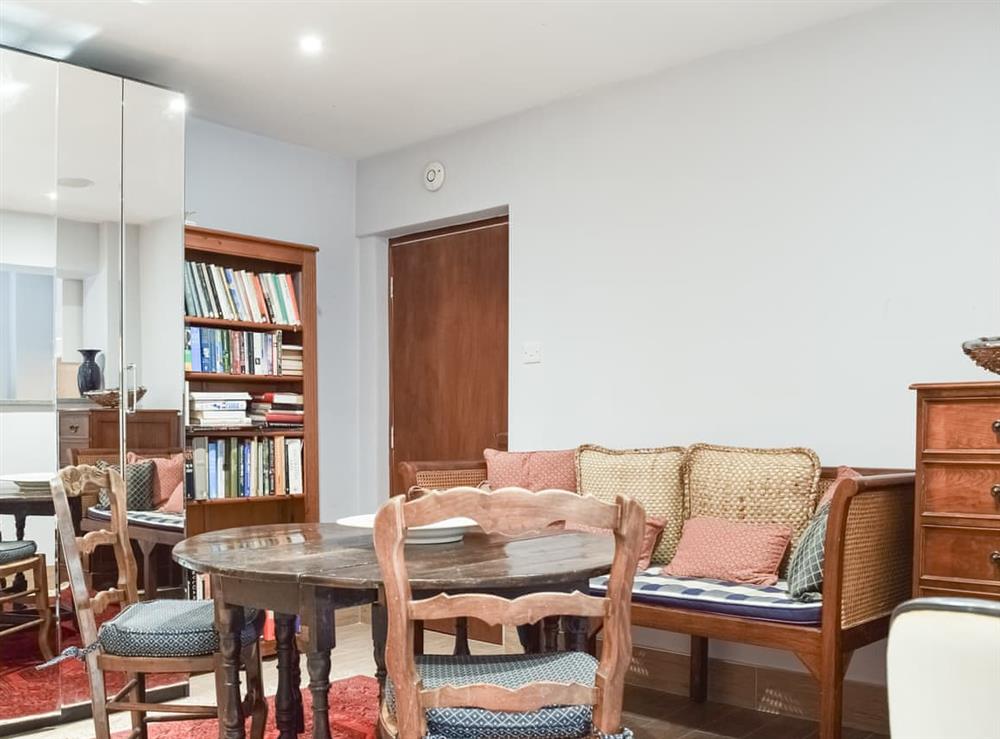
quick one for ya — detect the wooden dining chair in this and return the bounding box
[374,486,645,739]
[0,540,53,660]
[51,464,267,739]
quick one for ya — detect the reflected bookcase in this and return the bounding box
[182,226,319,537]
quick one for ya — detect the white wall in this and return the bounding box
[355,1,1000,685]
[184,117,361,521]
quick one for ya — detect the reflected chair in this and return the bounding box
[374,485,645,739]
[0,539,53,660]
[887,597,1000,739]
[51,464,267,739]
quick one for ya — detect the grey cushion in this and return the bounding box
[387,651,629,739]
[95,460,155,510]
[0,540,37,565]
[98,600,259,658]
[787,501,830,602]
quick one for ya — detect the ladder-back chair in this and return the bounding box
[374,486,645,739]
[51,464,266,739]
[0,540,53,660]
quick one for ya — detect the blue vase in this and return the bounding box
[77,349,103,395]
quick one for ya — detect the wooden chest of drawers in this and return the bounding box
[912,382,1000,600]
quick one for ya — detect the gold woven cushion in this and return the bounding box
[575,445,685,565]
[682,444,821,555]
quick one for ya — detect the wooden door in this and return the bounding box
[389,216,509,495]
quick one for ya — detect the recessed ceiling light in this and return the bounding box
[57,177,94,189]
[168,96,187,114]
[299,34,323,55]
[46,191,58,201]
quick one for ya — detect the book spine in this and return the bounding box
[224,268,246,321]
[183,264,197,316]
[281,273,301,325]
[189,262,207,317]
[268,273,289,324]
[184,326,193,372]
[198,262,221,318]
[207,442,218,499]
[190,327,202,372]
[193,436,208,500]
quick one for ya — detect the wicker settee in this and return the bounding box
[398,454,914,739]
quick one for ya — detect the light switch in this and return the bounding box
[522,341,542,364]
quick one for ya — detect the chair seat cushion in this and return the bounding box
[98,600,259,658]
[0,540,37,565]
[590,569,823,625]
[87,505,185,532]
[387,652,606,738]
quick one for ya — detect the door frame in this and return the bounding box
[387,215,510,494]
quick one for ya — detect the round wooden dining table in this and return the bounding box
[173,522,614,739]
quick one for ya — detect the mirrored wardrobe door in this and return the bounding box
[121,80,185,500]
[0,47,60,727]
[55,61,124,711]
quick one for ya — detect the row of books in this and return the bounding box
[188,435,304,499]
[184,260,301,326]
[186,327,296,376]
[187,390,252,428]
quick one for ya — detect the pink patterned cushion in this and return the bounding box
[159,481,185,513]
[818,466,862,508]
[150,453,185,508]
[663,517,792,585]
[483,448,576,492]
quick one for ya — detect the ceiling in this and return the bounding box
[2,0,889,159]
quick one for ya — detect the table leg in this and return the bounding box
[12,514,27,592]
[275,613,299,739]
[563,616,589,652]
[137,540,157,601]
[543,615,560,652]
[213,581,246,739]
[301,586,335,739]
[371,601,388,695]
[292,630,304,733]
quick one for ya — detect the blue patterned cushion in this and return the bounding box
[87,505,185,532]
[98,600,258,657]
[0,540,37,565]
[591,569,822,625]
[387,652,631,738]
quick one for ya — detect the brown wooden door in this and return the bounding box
[389,216,509,495]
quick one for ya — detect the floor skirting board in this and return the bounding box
[622,641,888,734]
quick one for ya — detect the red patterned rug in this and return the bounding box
[108,675,379,739]
[0,597,182,721]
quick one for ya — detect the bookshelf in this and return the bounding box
[182,226,319,538]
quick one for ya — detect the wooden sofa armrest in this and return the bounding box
[822,472,915,632]
[396,459,488,496]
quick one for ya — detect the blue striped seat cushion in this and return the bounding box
[590,569,823,625]
[386,652,632,738]
[99,600,259,657]
[87,505,184,532]
[0,540,37,565]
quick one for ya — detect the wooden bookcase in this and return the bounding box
[182,226,319,537]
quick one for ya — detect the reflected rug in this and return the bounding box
[0,595,182,721]
[109,675,379,739]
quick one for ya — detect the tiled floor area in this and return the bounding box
[20,621,886,739]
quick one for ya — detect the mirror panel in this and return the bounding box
[122,80,185,429]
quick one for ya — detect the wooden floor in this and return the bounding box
[21,621,887,739]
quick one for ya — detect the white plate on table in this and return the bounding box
[336,513,476,545]
[0,473,53,493]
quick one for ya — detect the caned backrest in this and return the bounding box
[374,486,646,739]
[51,465,139,651]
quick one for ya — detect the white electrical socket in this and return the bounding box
[522,341,542,364]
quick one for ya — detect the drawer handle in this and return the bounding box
[992,551,1000,565]
[68,424,79,433]
[993,485,1000,499]
[994,420,1000,433]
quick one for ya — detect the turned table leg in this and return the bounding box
[275,613,299,739]
[371,601,388,695]
[301,586,335,739]
[214,585,246,739]
[563,616,589,652]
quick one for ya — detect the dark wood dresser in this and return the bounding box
[911,381,1000,600]
[58,407,181,467]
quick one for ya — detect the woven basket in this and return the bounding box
[84,386,147,408]
[962,337,1000,375]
